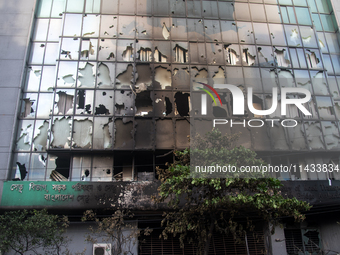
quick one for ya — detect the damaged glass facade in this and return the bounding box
[11,0,340,182]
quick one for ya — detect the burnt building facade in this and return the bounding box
[1,0,340,254]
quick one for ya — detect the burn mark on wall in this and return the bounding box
[114,118,134,148]
[154,66,171,89]
[135,91,153,116]
[15,162,27,181]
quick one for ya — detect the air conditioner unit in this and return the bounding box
[93,243,112,255]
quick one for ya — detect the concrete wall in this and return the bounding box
[0,0,36,203]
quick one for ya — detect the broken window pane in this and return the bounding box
[154,41,170,62]
[225,44,241,66]
[92,156,113,181]
[154,65,172,90]
[172,42,188,63]
[135,118,153,148]
[93,117,113,149]
[173,65,190,90]
[25,67,41,92]
[257,46,274,67]
[170,0,186,17]
[78,62,96,87]
[114,118,134,149]
[191,66,208,88]
[36,93,53,117]
[154,91,173,117]
[54,89,74,115]
[241,45,257,66]
[136,41,153,62]
[117,40,134,61]
[95,90,113,115]
[116,63,133,89]
[71,156,92,181]
[238,22,255,44]
[32,120,49,152]
[274,47,291,67]
[304,121,325,150]
[189,43,206,64]
[60,38,80,60]
[174,92,190,117]
[15,120,34,151]
[11,153,30,181]
[81,39,97,60]
[136,64,152,87]
[29,43,45,64]
[57,61,77,87]
[82,14,100,37]
[156,119,174,148]
[136,16,153,39]
[63,14,82,36]
[118,16,136,38]
[97,62,114,87]
[135,91,153,116]
[76,89,94,114]
[115,90,134,115]
[72,117,93,148]
[20,93,37,118]
[29,153,47,180]
[100,15,117,38]
[98,39,116,61]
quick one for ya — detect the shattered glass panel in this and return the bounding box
[176,119,190,148]
[153,18,170,40]
[100,15,118,38]
[174,92,190,117]
[81,39,97,60]
[114,118,134,149]
[29,153,47,180]
[204,20,221,42]
[316,96,335,120]
[71,156,92,181]
[57,61,77,87]
[321,121,340,150]
[78,62,96,87]
[54,90,74,115]
[225,44,241,66]
[191,66,208,88]
[268,24,287,46]
[136,41,153,62]
[116,63,133,89]
[274,47,291,67]
[29,43,45,64]
[238,22,255,44]
[75,89,94,114]
[241,45,257,66]
[136,64,152,87]
[82,15,99,37]
[40,66,55,92]
[97,62,114,87]
[154,41,170,62]
[118,16,136,38]
[253,23,271,45]
[115,90,134,116]
[117,40,134,61]
[136,16,153,39]
[173,65,190,90]
[170,18,187,40]
[92,156,113,181]
[20,93,37,118]
[311,71,328,95]
[60,38,80,60]
[16,120,34,151]
[32,120,49,152]
[98,39,116,61]
[11,153,30,181]
[25,67,41,92]
[135,90,153,116]
[154,65,172,90]
[189,43,206,64]
[36,93,53,117]
[278,69,295,88]
[72,117,93,148]
[45,154,58,181]
[257,46,274,67]
[93,117,113,149]
[95,90,113,115]
[154,91,173,117]
[156,119,174,148]
[187,19,205,41]
[172,42,188,63]
[201,1,217,18]
[284,25,302,47]
[135,119,153,148]
[304,121,325,150]
[51,117,71,148]
[63,14,82,36]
